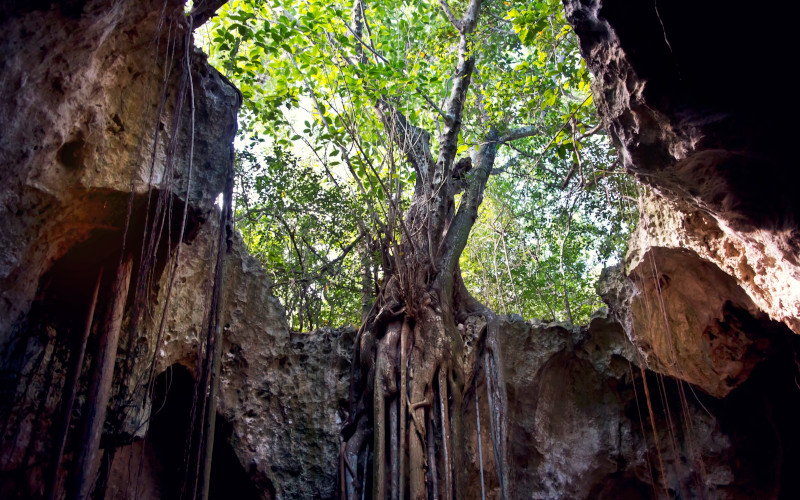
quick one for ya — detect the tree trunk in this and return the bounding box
[338,1,547,497]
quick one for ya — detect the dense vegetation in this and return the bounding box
[198,0,636,331]
[197,0,638,497]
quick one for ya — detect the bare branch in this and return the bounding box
[343,22,390,64]
[375,99,434,181]
[349,0,368,64]
[498,124,542,143]
[578,122,603,140]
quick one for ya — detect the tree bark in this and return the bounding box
[374,321,401,500]
[337,1,554,498]
[438,369,452,500]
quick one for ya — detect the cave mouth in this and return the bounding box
[208,413,263,500]
[142,364,261,500]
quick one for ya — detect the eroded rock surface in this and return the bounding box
[0,0,241,497]
[3,0,800,499]
[629,190,800,336]
[458,313,796,499]
[564,0,800,396]
[563,0,796,234]
[146,224,355,499]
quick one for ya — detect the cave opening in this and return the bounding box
[0,228,129,499]
[112,363,261,500]
[0,185,212,499]
[622,315,800,498]
[714,326,800,499]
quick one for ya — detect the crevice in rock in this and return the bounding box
[0,188,203,497]
[105,364,263,500]
[208,415,265,500]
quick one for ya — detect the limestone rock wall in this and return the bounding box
[0,0,243,497]
[3,0,800,499]
[563,0,800,397]
[111,213,354,499]
[464,313,796,499]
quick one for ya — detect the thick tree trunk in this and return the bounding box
[339,1,545,497]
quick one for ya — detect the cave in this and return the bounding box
[105,364,261,500]
[1,0,798,498]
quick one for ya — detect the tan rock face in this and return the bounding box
[0,0,238,343]
[629,190,800,337]
[4,0,800,498]
[176,232,354,498]
[564,0,799,397]
[609,189,798,397]
[626,245,771,397]
[461,314,785,499]
[217,235,355,499]
[0,0,240,497]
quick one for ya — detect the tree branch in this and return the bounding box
[578,122,603,140]
[439,0,461,31]
[460,0,482,34]
[438,128,499,281]
[498,124,542,143]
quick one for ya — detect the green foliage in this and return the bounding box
[461,145,637,324]
[235,148,366,330]
[201,0,638,327]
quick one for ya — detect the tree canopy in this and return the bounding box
[196,0,638,497]
[197,0,636,329]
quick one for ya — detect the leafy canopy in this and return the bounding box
[197,0,637,329]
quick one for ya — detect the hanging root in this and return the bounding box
[475,382,486,500]
[44,266,103,500]
[426,409,439,500]
[374,320,401,500]
[398,318,410,500]
[345,415,369,500]
[438,368,452,500]
[340,293,472,499]
[69,256,134,500]
[390,396,399,499]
